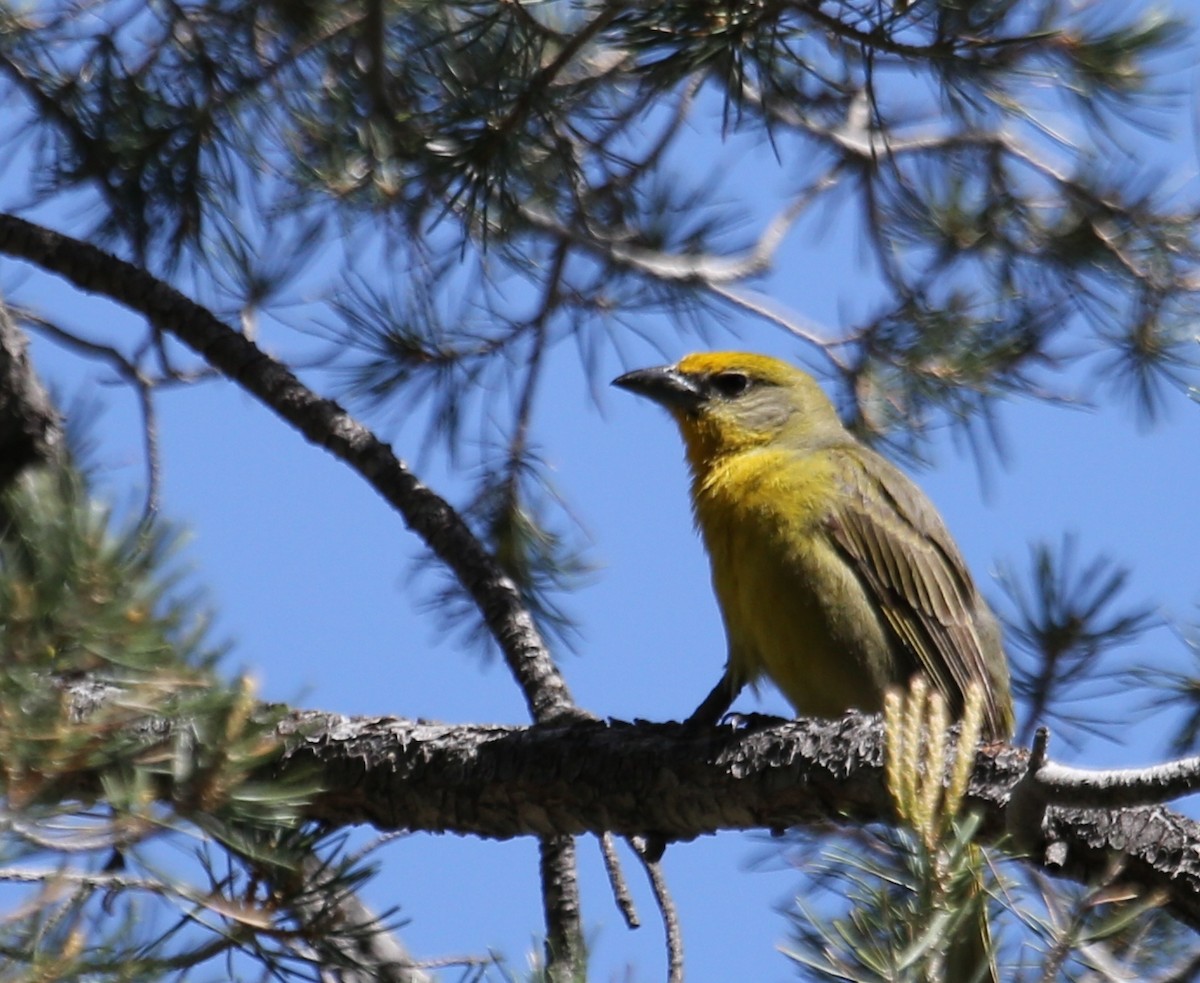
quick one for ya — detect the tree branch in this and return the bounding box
[48,679,1200,937]
[277,711,1200,936]
[0,212,592,982]
[0,212,578,725]
[17,308,164,520]
[518,169,838,286]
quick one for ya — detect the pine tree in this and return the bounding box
[2,0,1200,979]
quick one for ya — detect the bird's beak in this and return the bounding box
[612,365,704,412]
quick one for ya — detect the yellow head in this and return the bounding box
[613,352,847,471]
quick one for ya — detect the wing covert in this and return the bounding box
[823,451,1013,739]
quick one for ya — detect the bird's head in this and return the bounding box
[613,352,847,467]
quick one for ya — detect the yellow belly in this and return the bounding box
[694,450,896,717]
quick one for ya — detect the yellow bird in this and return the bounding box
[614,352,1012,979]
[613,351,1013,738]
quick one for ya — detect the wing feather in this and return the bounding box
[824,450,1013,739]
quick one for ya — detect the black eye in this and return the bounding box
[711,372,750,398]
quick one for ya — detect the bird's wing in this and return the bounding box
[823,450,1011,738]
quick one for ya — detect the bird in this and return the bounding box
[612,351,1012,738]
[614,351,1013,979]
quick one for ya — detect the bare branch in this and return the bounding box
[538,835,585,981]
[521,170,840,286]
[706,282,843,354]
[20,310,164,520]
[634,845,684,983]
[0,212,580,725]
[599,834,639,930]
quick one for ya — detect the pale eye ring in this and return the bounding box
[711,371,750,398]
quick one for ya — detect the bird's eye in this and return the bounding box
[711,372,750,398]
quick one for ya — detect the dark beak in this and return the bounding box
[612,365,704,412]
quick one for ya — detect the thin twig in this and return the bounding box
[599,834,639,930]
[634,843,683,983]
[706,283,842,354]
[519,169,839,284]
[21,311,163,521]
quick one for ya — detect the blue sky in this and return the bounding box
[10,13,1200,980]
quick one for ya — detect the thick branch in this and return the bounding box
[275,711,1200,932]
[52,682,1200,935]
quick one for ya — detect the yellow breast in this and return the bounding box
[690,448,895,716]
